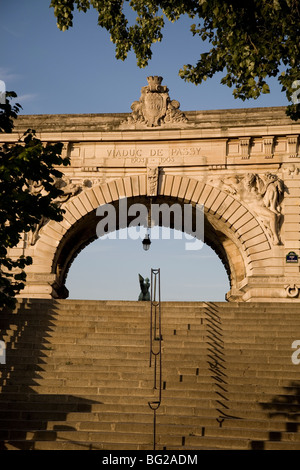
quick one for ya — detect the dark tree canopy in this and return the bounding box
[50,0,300,119]
[0,93,70,309]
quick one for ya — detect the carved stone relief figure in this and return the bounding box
[164,99,187,124]
[28,215,48,247]
[27,180,47,246]
[147,167,159,197]
[282,164,300,178]
[52,177,82,205]
[28,180,44,197]
[28,177,82,246]
[220,173,285,245]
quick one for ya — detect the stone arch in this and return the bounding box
[24,174,272,301]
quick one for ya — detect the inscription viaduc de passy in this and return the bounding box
[125,76,187,127]
[106,147,202,158]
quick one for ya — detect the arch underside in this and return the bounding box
[29,175,272,301]
[53,197,236,297]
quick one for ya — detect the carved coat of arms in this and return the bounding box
[141,77,169,127]
[127,76,187,127]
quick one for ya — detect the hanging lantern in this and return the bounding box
[142,233,151,251]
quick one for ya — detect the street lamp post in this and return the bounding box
[142,197,152,251]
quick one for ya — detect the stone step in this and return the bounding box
[2,429,155,446]
[3,324,300,339]
[5,306,300,316]
[2,440,148,450]
[0,361,297,383]
[0,398,297,424]
[0,403,295,430]
[0,375,295,394]
[0,377,296,396]
[3,354,295,370]
[0,410,293,432]
[20,421,296,442]
[5,303,300,314]
[1,388,299,417]
[2,365,299,381]
[3,324,295,343]
[4,430,300,451]
[3,340,297,354]
[167,435,300,451]
[4,437,298,451]
[4,323,300,337]
[2,358,299,372]
[0,390,298,415]
[7,312,300,323]
[1,419,299,446]
[11,299,300,308]
[2,376,300,401]
[2,362,298,384]
[50,412,300,432]
[3,326,300,340]
[2,335,299,349]
[3,332,297,347]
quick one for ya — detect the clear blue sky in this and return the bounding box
[0,1,288,301]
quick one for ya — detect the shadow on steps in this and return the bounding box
[251,381,300,450]
[0,300,102,450]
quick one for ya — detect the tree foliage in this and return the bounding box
[0,93,70,309]
[50,0,300,119]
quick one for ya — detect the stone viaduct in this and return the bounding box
[3,77,300,302]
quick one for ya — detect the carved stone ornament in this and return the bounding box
[282,164,300,178]
[239,137,251,159]
[147,167,159,197]
[287,135,299,158]
[263,136,274,159]
[126,76,187,127]
[285,284,299,298]
[28,177,82,246]
[52,177,82,205]
[220,172,285,245]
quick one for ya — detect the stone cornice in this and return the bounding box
[1,106,299,143]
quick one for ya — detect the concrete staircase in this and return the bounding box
[0,299,300,450]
